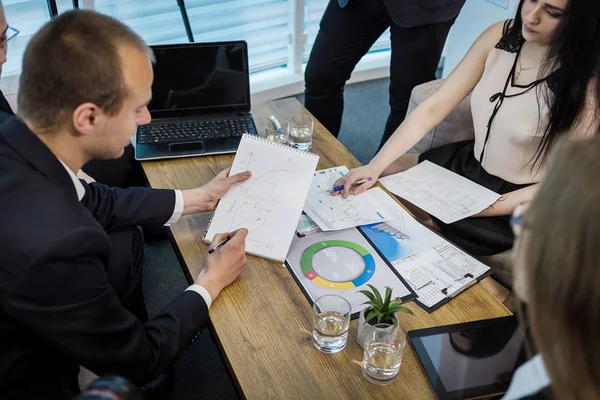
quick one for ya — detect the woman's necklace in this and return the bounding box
[515,53,556,81]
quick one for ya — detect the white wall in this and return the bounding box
[442,0,519,77]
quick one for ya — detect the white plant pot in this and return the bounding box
[357,308,398,348]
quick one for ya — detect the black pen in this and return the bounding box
[208,236,231,254]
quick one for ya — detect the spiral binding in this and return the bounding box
[241,134,319,158]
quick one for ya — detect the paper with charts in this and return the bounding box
[285,227,416,316]
[358,188,490,310]
[303,166,393,231]
[391,246,490,309]
[205,134,319,261]
[360,187,446,261]
[379,161,501,224]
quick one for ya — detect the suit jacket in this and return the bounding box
[338,0,465,28]
[0,117,209,399]
[0,90,15,124]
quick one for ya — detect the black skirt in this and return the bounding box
[418,140,531,256]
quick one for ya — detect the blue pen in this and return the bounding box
[326,177,372,193]
[269,115,286,136]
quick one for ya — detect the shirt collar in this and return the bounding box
[57,159,86,201]
[502,354,551,400]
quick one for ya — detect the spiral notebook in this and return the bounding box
[205,134,320,261]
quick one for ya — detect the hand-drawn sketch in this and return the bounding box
[205,135,319,261]
[226,169,289,234]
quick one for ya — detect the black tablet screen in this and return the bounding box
[410,317,527,400]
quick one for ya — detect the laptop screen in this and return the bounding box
[148,41,250,118]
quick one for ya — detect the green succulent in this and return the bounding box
[358,284,413,329]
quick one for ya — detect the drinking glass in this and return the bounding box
[287,114,314,151]
[362,323,406,385]
[312,295,351,354]
[264,126,288,145]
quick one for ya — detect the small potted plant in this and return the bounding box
[357,284,413,347]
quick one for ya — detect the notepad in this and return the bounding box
[205,134,319,261]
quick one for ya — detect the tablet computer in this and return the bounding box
[408,316,527,400]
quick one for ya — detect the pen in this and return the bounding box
[269,115,286,136]
[208,236,231,254]
[415,280,434,291]
[326,177,372,193]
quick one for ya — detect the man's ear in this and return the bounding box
[72,102,102,136]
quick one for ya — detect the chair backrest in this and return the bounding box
[406,79,475,154]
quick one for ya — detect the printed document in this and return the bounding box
[303,166,392,231]
[379,161,501,224]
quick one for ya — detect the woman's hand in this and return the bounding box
[331,164,381,198]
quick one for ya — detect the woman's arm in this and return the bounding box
[371,22,505,172]
[335,21,507,197]
[474,184,538,217]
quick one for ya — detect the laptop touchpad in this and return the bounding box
[169,141,204,155]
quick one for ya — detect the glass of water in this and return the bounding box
[362,324,406,386]
[287,114,314,151]
[264,126,288,145]
[312,294,351,354]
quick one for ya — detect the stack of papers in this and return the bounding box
[288,165,492,312]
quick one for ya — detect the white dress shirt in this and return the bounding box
[59,160,212,308]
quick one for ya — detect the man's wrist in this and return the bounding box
[194,273,221,301]
[185,284,213,309]
[182,188,209,215]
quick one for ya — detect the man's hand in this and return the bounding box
[195,229,248,300]
[182,168,251,215]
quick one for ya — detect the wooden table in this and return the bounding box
[141,98,511,399]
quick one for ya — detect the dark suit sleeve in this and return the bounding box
[80,181,176,230]
[4,227,208,383]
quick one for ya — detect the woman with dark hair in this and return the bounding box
[334,0,599,276]
[503,135,600,399]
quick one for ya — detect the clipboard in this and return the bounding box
[369,219,492,313]
[413,269,491,313]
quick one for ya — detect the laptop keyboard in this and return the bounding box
[137,117,255,144]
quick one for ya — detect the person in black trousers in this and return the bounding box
[305,0,465,148]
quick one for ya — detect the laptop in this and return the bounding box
[135,41,258,160]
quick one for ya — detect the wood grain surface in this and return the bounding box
[141,98,511,399]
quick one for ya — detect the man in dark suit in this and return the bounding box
[0,10,251,399]
[0,4,15,125]
[0,3,139,189]
[305,0,466,148]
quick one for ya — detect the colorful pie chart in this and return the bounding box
[300,240,375,289]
